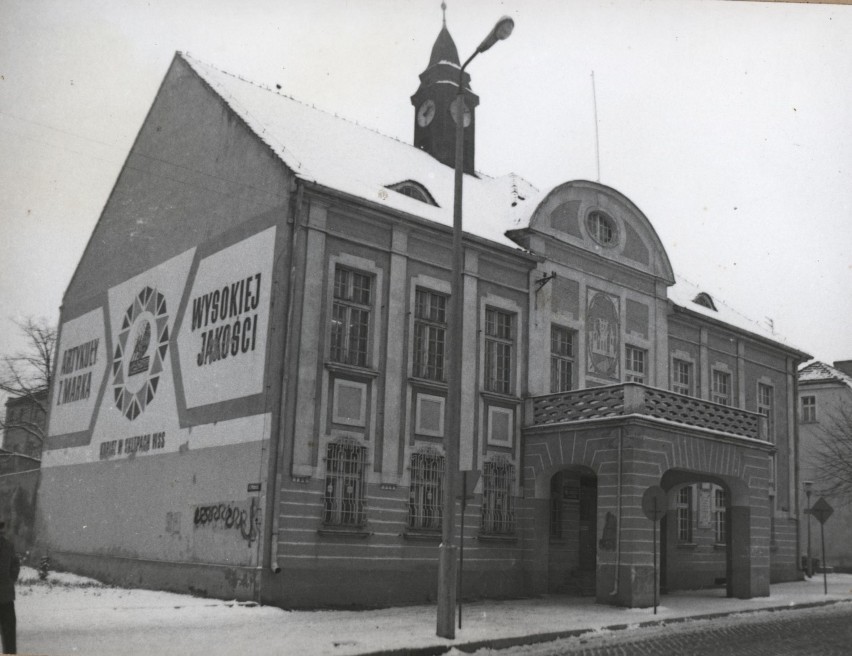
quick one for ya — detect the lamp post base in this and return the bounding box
[436,543,458,639]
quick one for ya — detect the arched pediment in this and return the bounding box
[526,180,674,284]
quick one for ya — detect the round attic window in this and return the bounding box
[586,210,617,246]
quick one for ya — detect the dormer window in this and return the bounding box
[387,180,438,206]
[586,210,616,246]
[693,292,717,311]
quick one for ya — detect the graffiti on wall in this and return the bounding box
[192,498,259,546]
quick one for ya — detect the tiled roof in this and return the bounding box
[182,53,537,250]
[799,361,852,389]
[668,276,808,355]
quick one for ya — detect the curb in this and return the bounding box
[356,598,852,656]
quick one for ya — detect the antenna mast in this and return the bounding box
[591,70,601,182]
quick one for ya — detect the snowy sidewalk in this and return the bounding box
[14,568,852,656]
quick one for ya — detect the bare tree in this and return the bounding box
[0,317,57,453]
[812,404,852,500]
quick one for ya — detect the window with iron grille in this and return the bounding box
[801,395,816,423]
[485,308,513,394]
[676,486,693,543]
[711,369,731,406]
[407,451,444,531]
[672,359,692,396]
[625,345,646,383]
[413,289,447,381]
[323,441,367,527]
[481,458,516,535]
[550,325,575,393]
[758,383,774,442]
[330,266,372,367]
[713,487,726,544]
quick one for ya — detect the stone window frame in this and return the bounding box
[625,344,647,383]
[711,366,733,406]
[550,324,576,393]
[670,351,695,396]
[800,394,817,424]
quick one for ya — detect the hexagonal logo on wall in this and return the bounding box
[111,286,170,420]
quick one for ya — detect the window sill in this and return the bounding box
[676,542,698,550]
[409,378,448,393]
[325,362,379,379]
[403,530,442,542]
[713,543,727,551]
[477,533,518,544]
[480,391,521,405]
[318,527,371,539]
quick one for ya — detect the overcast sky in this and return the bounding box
[1,0,850,370]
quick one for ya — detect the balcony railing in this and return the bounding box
[526,383,767,441]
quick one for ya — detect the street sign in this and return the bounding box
[456,470,480,500]
[810,497,833,525]
[642,486,667,521]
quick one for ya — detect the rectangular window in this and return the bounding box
[550,325,575,393]
[801,395,817,423]
[413,289,447,381]
[407,451,444,531]
[758,383,774,442]
[484,308,513,394]
[713,487,726,544]
[323,441,367,527]
[330,266,372,367]
[676,486,693,543]
[672,359,692,396]
[481,459,515,535]
[711,370,731,406]
[625,345,646,383]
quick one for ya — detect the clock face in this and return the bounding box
[450,97,471,128]
[417,100,436,127]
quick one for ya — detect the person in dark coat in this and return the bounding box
[0,521,19,654]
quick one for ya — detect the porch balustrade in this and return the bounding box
[526,383,767,441]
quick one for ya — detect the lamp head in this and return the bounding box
[803,480,813,493]
[476,16,514,53]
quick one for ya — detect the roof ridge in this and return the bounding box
[179,51,510,181]
[181,52,464,168]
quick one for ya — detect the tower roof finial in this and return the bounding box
[441,1,447,27]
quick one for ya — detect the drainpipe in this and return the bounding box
[261,178,305,595]
[609,427,623,597]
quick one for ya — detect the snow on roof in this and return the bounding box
[181,53,538,250]
[180,55,806,356]
[799,361,852,388]
[668,275,807,355]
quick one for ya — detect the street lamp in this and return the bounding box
[804,480,813,577]
[436,15,514,641]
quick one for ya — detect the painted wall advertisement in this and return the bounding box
[45,226,276,466]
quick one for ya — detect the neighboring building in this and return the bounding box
[0,393,44,551]
[38,20,809,609]
[798,361,852,572]
[2,391,47,462]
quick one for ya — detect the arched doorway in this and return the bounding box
[660,469,739,597]
[547,467,597,595]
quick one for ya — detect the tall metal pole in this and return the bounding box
[820,520,827,595]
[435,17,514,640]
[805,483,813,577]
[435,54,471,642]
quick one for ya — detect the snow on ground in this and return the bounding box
[14,568,852,656]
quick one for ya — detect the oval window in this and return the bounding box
[586,210,616,246]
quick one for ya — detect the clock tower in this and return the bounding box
[411,13,480,174]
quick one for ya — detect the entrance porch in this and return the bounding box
[522,383,773,607]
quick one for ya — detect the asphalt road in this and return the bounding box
[487,602,852,655]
